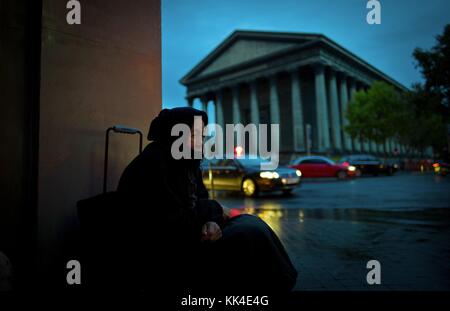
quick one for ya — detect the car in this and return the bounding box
[288,155,357,179]
[433,160,449,176]
[201,157,302,197]
[338,154,397,176]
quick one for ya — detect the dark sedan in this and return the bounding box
[201,157,302,197]
[338,154,397,176]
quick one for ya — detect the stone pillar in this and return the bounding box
[339,74,352,152]
[390,139,396,155]
[327,68,342,152]
[231,85,241,124]
[200,96,208,113]
[290,68,305,151]
[360,84,370,153]
[395,144,399,155]
[269,75,281,125]
[363,139,370,153]
[249,81,260,125]
[187,97,194,107]
[371,141,378,154]
[378,142,384,154]
[215,90,224,129]
[400,144,406,155]
[348,79,361,152]
[385,139,391,155]
[249,81,260,154]
[314,64,331,152]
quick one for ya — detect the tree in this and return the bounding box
[413,24,450,110]
[399,84,446,157]
[345,81,403,154]
[346,25,450,158]
[413,24,450,157]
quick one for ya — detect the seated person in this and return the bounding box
[115,107,298,293]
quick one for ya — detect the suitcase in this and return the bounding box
[76,125,143,288]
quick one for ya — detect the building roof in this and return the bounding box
[180,30,408,91]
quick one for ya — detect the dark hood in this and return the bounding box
[147,107,208,168]
[148,107,208,143]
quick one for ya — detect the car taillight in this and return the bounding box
[342,162,349,166]
[234,146,244,157]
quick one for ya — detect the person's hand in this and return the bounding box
[201,221,222,242]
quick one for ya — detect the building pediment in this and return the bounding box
[198,39,299,77]
[181,31,320,84]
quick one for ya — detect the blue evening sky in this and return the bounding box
[162,0,450,116]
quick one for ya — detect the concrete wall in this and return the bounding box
[0,0,162,288]
[0,0,41,288]
[38,0,161,286]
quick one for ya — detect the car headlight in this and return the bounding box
[260,171,279,179]
[348,165,356,172]
[295,169,302,177]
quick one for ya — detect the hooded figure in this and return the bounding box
[115,107,297,293]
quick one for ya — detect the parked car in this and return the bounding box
[338,154,397,176]
[289,155,357,179]
[433,160,449,176]
[201,157,302,197]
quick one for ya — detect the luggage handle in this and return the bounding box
[103,125,143,193]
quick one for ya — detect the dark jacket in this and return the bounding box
[114,107,223,291]
[117,140,224,243]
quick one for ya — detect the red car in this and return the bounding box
[289,156,357,179]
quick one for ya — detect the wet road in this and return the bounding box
[215,172,450,211]
[212,172,450,290]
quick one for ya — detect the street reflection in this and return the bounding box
[230,202,285,237]
[227,205,448,235]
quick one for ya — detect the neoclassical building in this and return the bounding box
[180,30,407,160]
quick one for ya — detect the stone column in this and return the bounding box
[390,139,395,155]
[187,97,194,107]
[385,139,391,155]
[378,142,384,154]
[395,141,401,155]
[249,81,260,125]
[289,68,305,151]
[360,84,370,153]
[348,79,361,152]
[339,74,352,152]
[200,96,208,113]
[327,67,342,152]
[215,89,224,129]
[363,139,370,153]
[401,144,406,156]
[231,85,241,124]
[314,64,331,152]
[371,141,378,154]
[269,75,281,125]
[249,80,260,154]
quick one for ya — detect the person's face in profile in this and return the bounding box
[188,120,205,154]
